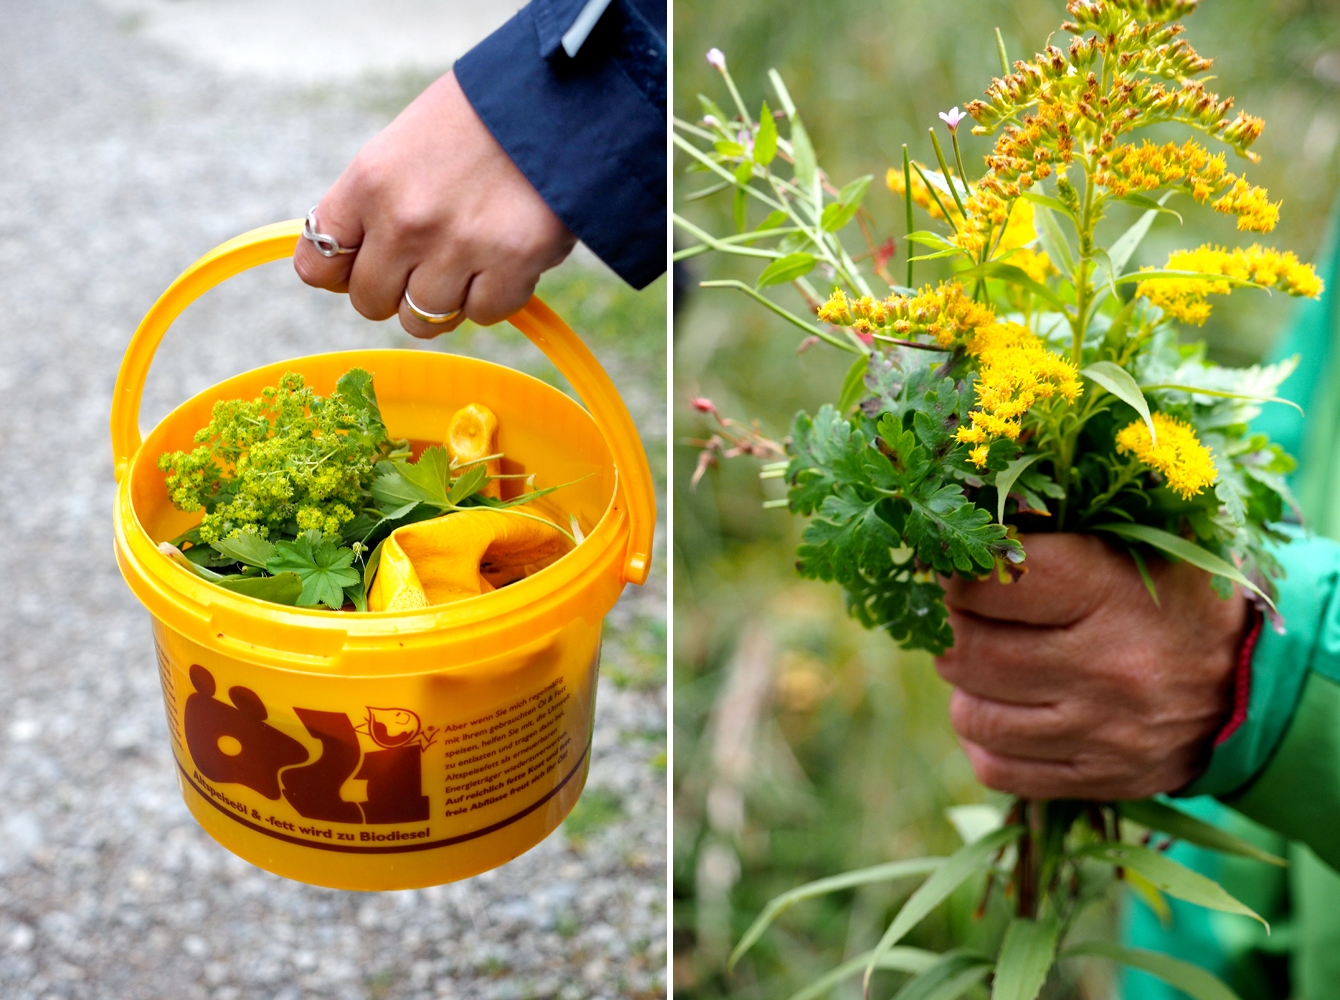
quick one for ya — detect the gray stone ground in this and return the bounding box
[0,3,667,998]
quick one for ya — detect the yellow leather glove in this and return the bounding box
[367,505,567,611]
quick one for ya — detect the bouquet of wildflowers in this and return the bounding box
[675,0,1322,996]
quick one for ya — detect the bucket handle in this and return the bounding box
[110,219,654,586]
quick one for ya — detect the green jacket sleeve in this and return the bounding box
[1179,534,1340,872]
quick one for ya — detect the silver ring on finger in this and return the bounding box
[302,206,361,257]
[403,289,462,324]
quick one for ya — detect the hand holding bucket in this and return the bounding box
[111,220,655,889]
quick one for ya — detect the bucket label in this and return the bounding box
[162,657,586,854]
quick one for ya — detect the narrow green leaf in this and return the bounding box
[995,27,1010,76]
[728,858,945,971]
[683,180,732,202]
[1116,193,1184,223]
[714,139,746,157]
[733,186,748,232]
[1108,191,1174,274]
[781,949,940,1000]
[864,827,1023,992]
[992,916,1060,1000]
[912,248,969,262]
[214,572,303,606]
[1140,383,1304,415]
[755,100,778,165]
[343,582,367,613]
[1080,361,1155,443]
[906,231,955,250]
[1060,942,1243,1000]
[1115,269,1266,289]
[1032,205,1076,278]
[838,356,870,412]
[953,262,1066,308]
[1076,842,1269,930]
[768,68,797,118]
[1091,522,1275,610]
[1092,247,1118,297]
[698,93,730,127]
[892,950,994,1000]
[1017,191,1074,218]
[840,174,874,207]
[210,531,276,570]
[363,537,385,605]
[757,252,818,287]
[791,119,817,190]
[1120,799,1288,867]
[757,209,788,231]
[995,454,1042,525]
[1128,546,1160,608]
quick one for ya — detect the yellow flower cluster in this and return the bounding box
[1137,244,1324,324]
[1211,177,1280,232]
[818,283,997,348]
[955,322,1083,466]
[1095,140,1278,231]
[1115,412,1218,500]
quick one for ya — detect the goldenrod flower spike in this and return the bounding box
[954,323,1082,464]
[1137,244,1324,324]
[448,403,502,500]
[1116,412,1217,499]
[368,505,568,611]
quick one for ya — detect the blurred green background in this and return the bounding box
[672,1,1340,998]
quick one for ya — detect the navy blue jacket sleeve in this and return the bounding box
[454,0,666,290]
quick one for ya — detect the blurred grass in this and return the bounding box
[673,1,1340,998]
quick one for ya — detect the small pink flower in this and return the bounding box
[939,107,968,132]
[691,396,719,415]
[703,114,720,128]
[706,48,726,72]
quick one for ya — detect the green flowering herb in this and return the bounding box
[157,368,573,611]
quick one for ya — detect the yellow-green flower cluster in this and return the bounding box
[158,372,382,542]
[955,323,1083,467]
[818,283,997,348]
[1115,412,1218,499]
[1137,244,1324,324]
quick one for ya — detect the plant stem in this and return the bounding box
[903,144,915,288]
[929,128,968,220]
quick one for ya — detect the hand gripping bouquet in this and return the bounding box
[676,1,1323,996]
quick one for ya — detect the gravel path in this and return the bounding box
[0,4,667,999]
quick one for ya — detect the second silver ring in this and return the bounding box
[403,289,462,325]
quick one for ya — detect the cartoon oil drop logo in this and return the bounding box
[183,665,433,826]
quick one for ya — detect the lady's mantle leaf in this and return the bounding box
[267,530,361,610]
[210,530,277,569]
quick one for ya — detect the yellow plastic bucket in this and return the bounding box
[111,220,656,890]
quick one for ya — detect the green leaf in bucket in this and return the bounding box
[267,530,362,610]
[363,537,386,607]
[1091,522,1276,611]
[214,572,303,605]
[210,530,276,570]
[1081,362,1156,444]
